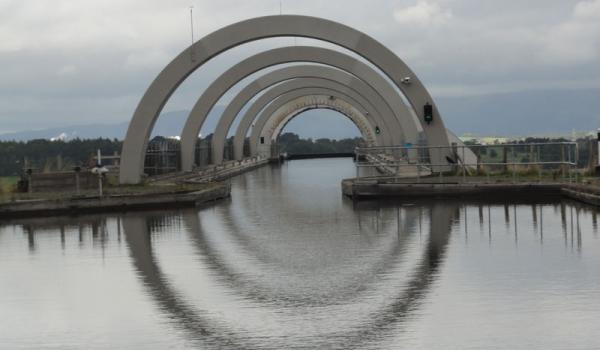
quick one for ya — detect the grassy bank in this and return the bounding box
[0,177,18,194]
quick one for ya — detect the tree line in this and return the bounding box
[277,132,363,154]
[0,134,595,177]
[0,138,122,176]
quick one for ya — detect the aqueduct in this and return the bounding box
[119,15,453,184]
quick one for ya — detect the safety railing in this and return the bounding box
[354,142,579,183]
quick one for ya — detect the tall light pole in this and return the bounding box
[189,6,195,62]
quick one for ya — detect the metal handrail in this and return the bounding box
[353,142,580,183]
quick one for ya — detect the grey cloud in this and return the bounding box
[0,0,599,134]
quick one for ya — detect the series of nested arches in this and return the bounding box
[119,15,453,184]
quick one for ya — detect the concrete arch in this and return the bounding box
[120,15,450,184]
[269,106,352,143]
[225,93,381,157]
[209,64,404,165]
[232,78,396,161]
[253,96,378,158]
[250,94,372,158]
[243,88,386,158]
[181,46,414,170]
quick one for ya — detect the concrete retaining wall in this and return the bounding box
[343,178,600,207]
[342,180,563,200]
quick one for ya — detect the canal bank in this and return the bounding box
[0,182,230,219]
[0,156,271,219]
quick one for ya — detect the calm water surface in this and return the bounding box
[1,158,599,349]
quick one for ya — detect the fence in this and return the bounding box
[354,142,579,183]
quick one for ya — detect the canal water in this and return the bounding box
[1,158,599,349]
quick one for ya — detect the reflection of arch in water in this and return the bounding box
[181,203,419,306]
[121,203,455,348]
[122,214,258,350]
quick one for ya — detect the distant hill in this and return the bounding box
[1,88,599,141]
[0,109,223,141]
[437,87,600,136]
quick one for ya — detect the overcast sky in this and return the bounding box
[1,0,599,133]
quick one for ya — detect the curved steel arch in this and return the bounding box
[208,64,403,166]
[181,47,413,169]
[232,77,399,162]
[120,15,450,184]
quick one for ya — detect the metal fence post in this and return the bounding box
[537,144,542,182]
[561,144,566,181]
[355,148,359,179]
[512,145,516,183]
[416,149,421,183]
[462,146,466,183]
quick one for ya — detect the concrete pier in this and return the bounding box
[342,177,600,207]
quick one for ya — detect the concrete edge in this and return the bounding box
[343,178,600,207]
[0,183,231,220]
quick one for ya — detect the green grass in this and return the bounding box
[0,176,18,194]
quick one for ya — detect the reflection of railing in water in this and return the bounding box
[7,200,595,257]
[355,142,579,182]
